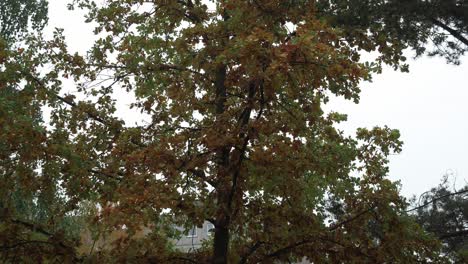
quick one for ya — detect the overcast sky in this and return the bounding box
[45,0,468,198]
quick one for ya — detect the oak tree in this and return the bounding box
[2,0,463,263]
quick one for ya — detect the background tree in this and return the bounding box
[1,1,87,262]
[0,0,48,44]
[408,175,468,263]
[317,0,468,64]
[2,0,466,263]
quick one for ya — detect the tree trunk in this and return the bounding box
[213,223,230,264]
[212,59,230,263]
[212,8,233,262]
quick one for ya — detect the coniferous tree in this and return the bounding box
[409,176,468,263]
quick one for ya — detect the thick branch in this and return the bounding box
[430,18,468,47]
[55,94,110,127]
[329,204,377,231]
[439,229,468,240]
[239,242,264,264]
[249,207,375,260]
[0,240,56,251]
[9,219,81,261]
[227,81,257,212]
[264,239,312,259]
[89,168,123,182]
[11,219,54,237]
[262,235,372,261]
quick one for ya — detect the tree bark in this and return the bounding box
[212,64,230,264]
[213,222,230,264]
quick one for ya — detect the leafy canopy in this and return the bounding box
[2,0,466,263]
[317,0,468,64]
[0,0,48,43]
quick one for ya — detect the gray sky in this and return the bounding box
[45,0,468,198]
[329,56,468,197]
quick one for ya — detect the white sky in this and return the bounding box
[329,56,468,197]
[45,0,468,198]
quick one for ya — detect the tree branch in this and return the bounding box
[430,18,468,47]
[264,239,313,259]
[20,70,117,129]
[328,204,376,231]
[405,189,468,213]
[439,229,468,240]
[239,241,264,264]
[89,168,123,182]
[227,81,256,213]
[87,62,211,82]
[8,219,81,261]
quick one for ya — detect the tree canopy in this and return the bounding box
[317,0,468,64]
[409,175,468,263]
[1,0,467,263]
[0,0,48,43]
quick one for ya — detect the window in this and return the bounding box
[186,226,197,238]
[206,223,215,236]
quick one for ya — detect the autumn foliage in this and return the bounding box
[0,0,457,263]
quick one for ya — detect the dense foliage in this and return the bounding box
[1,0,467,263]
[0,0,48,43]
[409,177,468,263]
[317,0,468,64]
